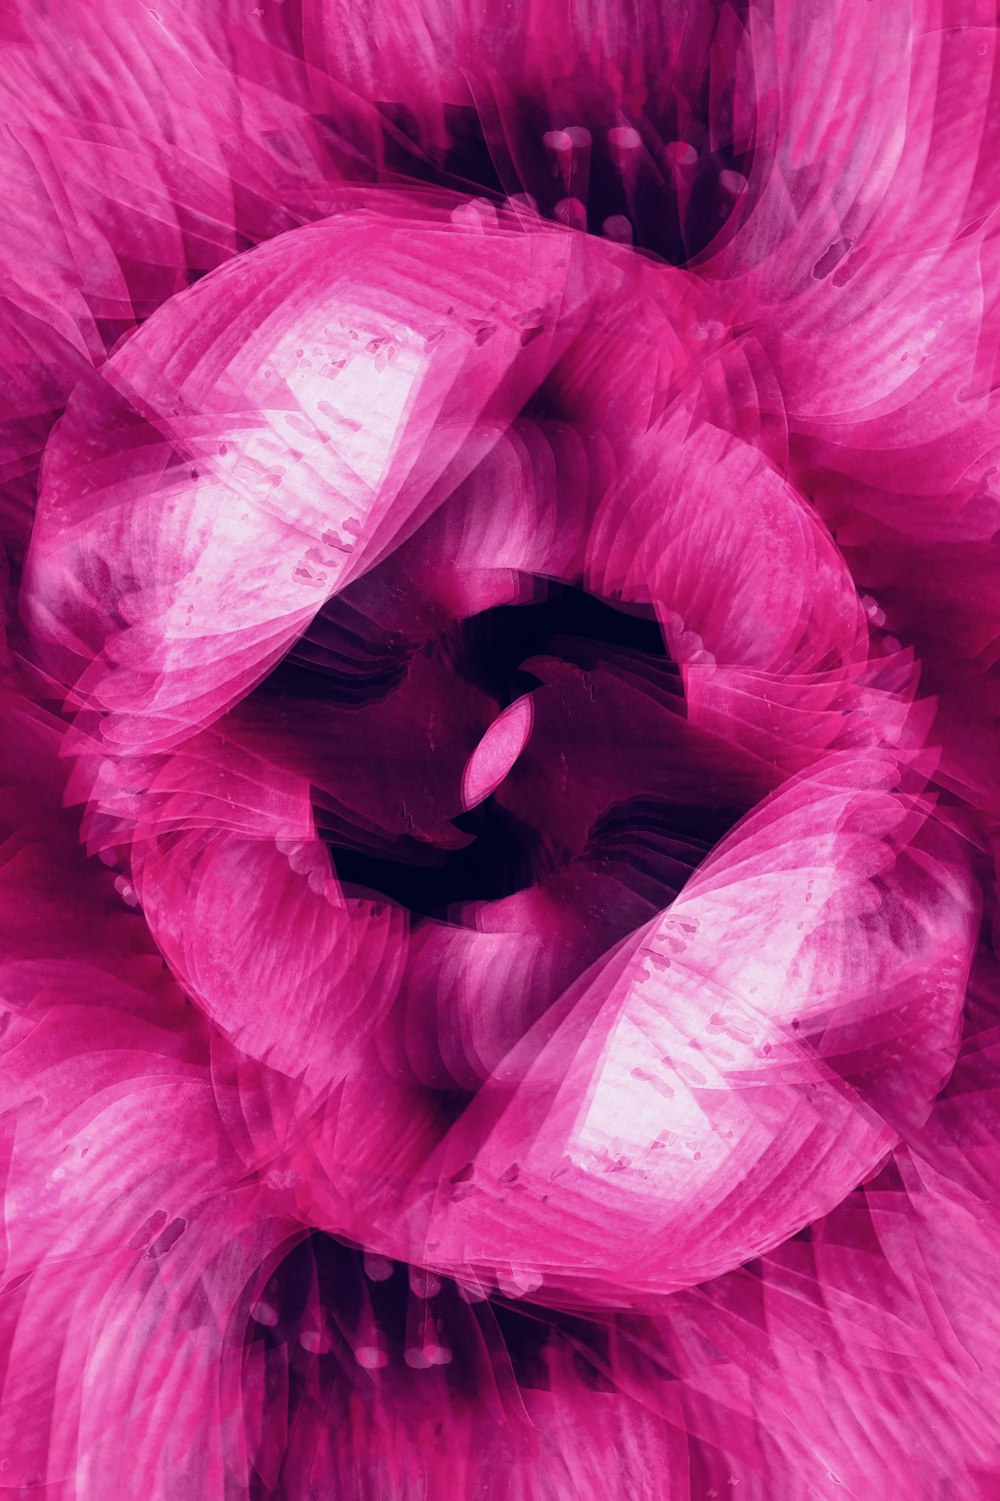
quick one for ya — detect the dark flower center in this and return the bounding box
[313,581,702,918]
[372,92,754,263]
[244,1232,618,1435]
[229,571,760,943]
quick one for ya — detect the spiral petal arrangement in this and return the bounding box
[2,3,1000,1497]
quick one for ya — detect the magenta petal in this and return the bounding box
[135,815,407,1093]
[3,6,1000,1491]
[24,202,629,750]
[0,1195,294,1496]
[462,695,535,809]
[588,409,864,679]
[389,752,976,1304]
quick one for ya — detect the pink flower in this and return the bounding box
[1,1,999,1496]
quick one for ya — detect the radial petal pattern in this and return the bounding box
[2,2,999,1498]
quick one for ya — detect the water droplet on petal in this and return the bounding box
[608,125,642,157]
[603,215,633,244]
[663,141,698,170]
[409,1268,442,1300]
[299,1328,332,1355]
[554,197,587,230]
[363,1252,394,1283]
[449,199,498,233]
[719,170,748,196]
[543,128,574,155]
[355,1343,389,1369]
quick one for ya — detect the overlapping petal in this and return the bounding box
[1,1,999,1496]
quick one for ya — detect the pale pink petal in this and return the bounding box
[388,753,975,1303]
[24,202,627,749]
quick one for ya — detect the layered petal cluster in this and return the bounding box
[1,2,999,1499]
